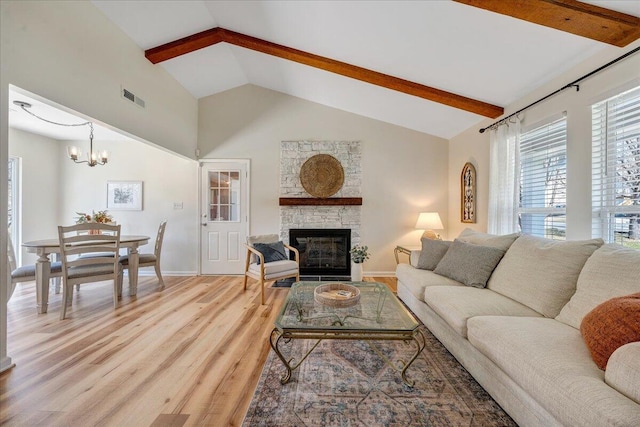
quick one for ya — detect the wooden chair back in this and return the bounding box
[154,221,167,259]
[57,222,121,319]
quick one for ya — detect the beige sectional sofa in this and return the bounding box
[396,229,640,427]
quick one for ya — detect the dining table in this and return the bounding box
[23,235,150,314]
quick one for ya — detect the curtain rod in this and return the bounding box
[479,45,640,134]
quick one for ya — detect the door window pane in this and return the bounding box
[208,169,241,222]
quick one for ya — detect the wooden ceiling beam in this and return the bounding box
[454,0,640,47]
[145,27,504,118]
[145,27,225,63]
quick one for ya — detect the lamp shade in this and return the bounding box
[415,212,443,230]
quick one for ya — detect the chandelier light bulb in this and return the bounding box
[67,146,80,161]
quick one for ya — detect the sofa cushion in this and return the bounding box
[606,342,640,404]
[457,228,520,251]
[248,260,298,280]
[423,286,542,337]
[416,238,451,270]
[580,293,640,370]
[487,235,604,318]
[468,316,640,426]
[395,263,462,302]
[556,244,640,329]
[433,239,505,288]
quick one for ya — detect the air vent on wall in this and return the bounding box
[121,87,145,108]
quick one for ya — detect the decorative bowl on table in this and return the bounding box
[314,283,360,308]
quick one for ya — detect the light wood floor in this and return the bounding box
[1,275,396,426]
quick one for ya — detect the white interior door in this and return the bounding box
[200,161,248,275]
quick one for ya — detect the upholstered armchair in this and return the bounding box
[243,234,299,304]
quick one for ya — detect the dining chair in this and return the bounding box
[57,222,121,320]
[117,221,167,290]
[6,232,63,303]
[243,234,300,305]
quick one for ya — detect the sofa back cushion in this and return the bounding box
[487,235,603,318]
[556,244,640,329]
[457,228,520,252]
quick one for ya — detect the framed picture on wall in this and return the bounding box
[107,181,143,210]
[461,163,476,223]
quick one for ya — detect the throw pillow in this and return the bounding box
[416,238,452,270]
[253,241,288,265]
[580,293,640,370]
[433,239,506,288]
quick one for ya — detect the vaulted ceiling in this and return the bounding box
[19,1,640,141]
[92,0,640,139]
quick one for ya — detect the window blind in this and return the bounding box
[592,86,640,247]
[519,117,567,239]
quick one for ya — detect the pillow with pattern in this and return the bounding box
[253,241,288,265]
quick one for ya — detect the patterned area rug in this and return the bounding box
[242,326,516,426]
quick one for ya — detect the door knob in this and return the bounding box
[201,223,207,226]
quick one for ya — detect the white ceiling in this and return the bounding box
[9,90,131,142]
[9,1,640,142]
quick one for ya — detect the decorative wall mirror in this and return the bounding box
[461,162,476,223]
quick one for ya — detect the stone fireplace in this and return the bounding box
[279,140,362,251]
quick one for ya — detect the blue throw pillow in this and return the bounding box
[253,241,288,265]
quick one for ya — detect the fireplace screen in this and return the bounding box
[289,229,351,277]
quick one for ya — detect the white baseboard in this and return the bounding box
[0,356,15,373]
[127,271,396,277]
[363,271,396,277]
[124,271,197,277]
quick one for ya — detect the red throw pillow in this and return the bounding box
[580,293,640,370]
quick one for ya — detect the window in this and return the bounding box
[518,117,567,239]
[208,170,240,221]
[592,86,640,248]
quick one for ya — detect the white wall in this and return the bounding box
[8,129,62,266]
[448,41,640,239]
[1,1,198,159]
[198,84,450,275]
[9,129,199,273]
[1,0,199,370]
[60,138,199,274]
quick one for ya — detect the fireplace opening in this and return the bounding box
[289,228,351,279]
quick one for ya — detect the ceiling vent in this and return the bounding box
[121,87,145,108]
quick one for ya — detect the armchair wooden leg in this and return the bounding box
[243,274,248,291]
[260,277,265,305]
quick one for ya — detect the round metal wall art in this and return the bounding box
[299,154,344,198]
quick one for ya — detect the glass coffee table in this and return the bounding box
[270,281,425,387]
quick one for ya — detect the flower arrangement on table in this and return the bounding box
[75,210,115,235]
[350,245,370,264]
[75,210,114,224]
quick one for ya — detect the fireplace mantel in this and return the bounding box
[279,197,362,206]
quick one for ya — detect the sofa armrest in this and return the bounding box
[605,342,640,404]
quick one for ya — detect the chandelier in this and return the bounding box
[13,100,108,167]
